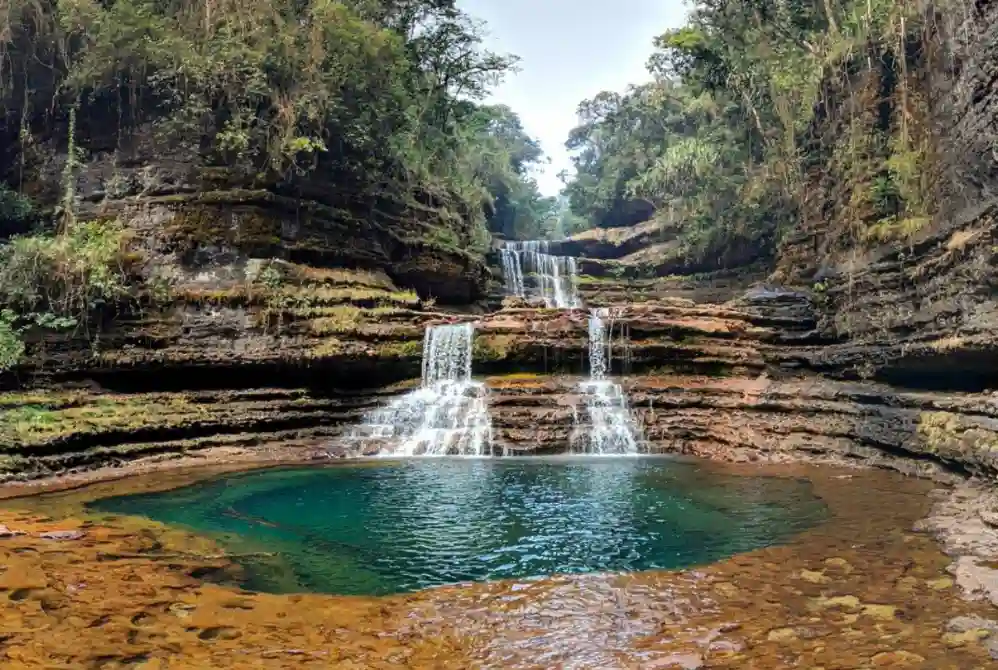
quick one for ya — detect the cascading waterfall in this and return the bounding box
[499,247,525,298]
[573,308,642,455]
[500,240,580,309]
[351,323,493,456]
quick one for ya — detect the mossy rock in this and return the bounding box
[165,205,281,255]
[374,339,423,358]
[473,334,516,362]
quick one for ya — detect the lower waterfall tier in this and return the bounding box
[6,285,998,481]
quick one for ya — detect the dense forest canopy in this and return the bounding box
[561,0,934,263]
[0,0,557,241]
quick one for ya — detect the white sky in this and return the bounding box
[459,0,690,195]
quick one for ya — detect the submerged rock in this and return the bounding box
[0,525,26,538]
[655,652,705,669]
[38,530,86,541]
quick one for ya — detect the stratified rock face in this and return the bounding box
[547,219,769,278]
[6,128,493,387]
[488,373,998,482]
[7,280,998,484]
[772,4,998,387]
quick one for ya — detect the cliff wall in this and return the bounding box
[773,2,998,387]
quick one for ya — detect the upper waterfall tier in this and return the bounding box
[500,240,581,309]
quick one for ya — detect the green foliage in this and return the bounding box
[0,310,25,372]
[458,104,556,241]
[0,219,135,331]
[0,185,35,234]
[2,0,531,253]
[561,0,935,260]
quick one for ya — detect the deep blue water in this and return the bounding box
[89,457,827,596]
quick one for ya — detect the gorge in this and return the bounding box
[3,0,998,667]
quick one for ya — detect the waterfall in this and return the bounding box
[574,308,641,455]
[500,240,580,309]
[352,323,493,457]
[499,247,524,297]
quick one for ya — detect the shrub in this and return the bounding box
[0,185,37,238]
[0,310,24,372]
[0,219,136,330]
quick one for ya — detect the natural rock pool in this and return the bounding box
[88,457,828,595]
[3,461,997,668]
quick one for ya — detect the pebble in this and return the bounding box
[926,577,954,590]
[38,530,86,541]
[714,582,739,598]
[824,557,854,574]
[870,650,925,666]
[812,595,861,611]
[0,525,26,538]
[799,569,830,584]
[767,627,798,643]
[862,604,898,621]
[947,615,998,633]
[707,639,744,654]
[941,629,990,647]
[655,652,704,669]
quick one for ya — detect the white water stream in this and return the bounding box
[573,308,642,454]
[351,323,493,456]
[500,240,580,309]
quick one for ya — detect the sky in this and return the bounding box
[458,0,690,196]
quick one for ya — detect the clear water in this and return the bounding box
[90,458,828,596]
[349,323,493,456]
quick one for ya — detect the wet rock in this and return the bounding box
[500,296,529,309]
[979,508,998,528]
[37,530,86,541]
[862,604,899,621]
[870,650,926,666]
[947,614,998,656]
[0,525,26,538]
[168,603,195,619]
[655,652,704,669]
[952,556,998,607]
[767,627,798,643]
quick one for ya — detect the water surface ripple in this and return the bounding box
[90,457,827,595]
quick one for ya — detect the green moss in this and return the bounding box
[473,334,516,362]
[375,339,423,358]
[165,206,280,254]
[308,338,346,358]
[0,391,208,448]
[917,411,998,457]
[309,306,363,335]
